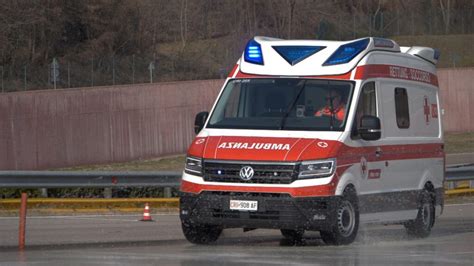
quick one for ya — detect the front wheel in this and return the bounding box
[404,190,435,238]
[181,221,222,244]
[320,187,359,245]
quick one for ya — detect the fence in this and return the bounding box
[0,54,232,93]
[0,46,469,95]
[0,68,472,170]
[438,68,474,132]
[0,80,222,170]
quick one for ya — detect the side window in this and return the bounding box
[352,82,376,139]
[394,87,410,128]
[223,84,242,118]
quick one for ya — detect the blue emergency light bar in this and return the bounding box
[272,46,326,66]
[244,39,264,65]
[323,38,370,66]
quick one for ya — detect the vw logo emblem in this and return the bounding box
[239,166,254,181]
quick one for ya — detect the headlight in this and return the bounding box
[298,159,336,179]
[184,156,202,176]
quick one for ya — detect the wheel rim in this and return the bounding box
[337,201,355,237]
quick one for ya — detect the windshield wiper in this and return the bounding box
[279,80,307,130]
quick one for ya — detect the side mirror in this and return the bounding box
[194,111,209,134]
[358,115,381,141]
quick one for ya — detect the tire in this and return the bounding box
[181,221,222,244]
[280,229,305,241]
[320,187,359,245]
[404,190,435,238]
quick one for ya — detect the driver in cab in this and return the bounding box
[314,89,346,122]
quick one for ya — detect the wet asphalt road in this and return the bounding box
[0,203,473,266]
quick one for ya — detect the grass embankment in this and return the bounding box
[161,34,474,73]
[444,132,474,154]
[156,34,474,81]
[390,34,473,68]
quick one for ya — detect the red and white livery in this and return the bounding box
[180,36,444,245]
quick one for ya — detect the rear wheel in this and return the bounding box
[404,190,435,238]
[280,229,305,241]
[181,221,222,244]
[320,187,359,245]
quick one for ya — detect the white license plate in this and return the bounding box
[229,200,258,211]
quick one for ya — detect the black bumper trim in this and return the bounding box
[179,191,340,231]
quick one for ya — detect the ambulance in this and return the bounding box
[179,36,444,245]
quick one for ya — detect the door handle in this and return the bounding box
[375,147,382,157]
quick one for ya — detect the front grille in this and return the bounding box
[183,193,334,229]
[203,160,298,184]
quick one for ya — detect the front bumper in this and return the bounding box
[180,191,340,231]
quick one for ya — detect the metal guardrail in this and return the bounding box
[0,171,181,188]
[0,164,472,188]
[1,164,469,252]
[445,164,474,182]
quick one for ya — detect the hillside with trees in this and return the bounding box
[0,0,472,92]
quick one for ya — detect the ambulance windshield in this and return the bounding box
[208,78,354,131]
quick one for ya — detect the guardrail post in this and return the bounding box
[40,188,48,198]
[164,187,172,198]
[19,192,28,250]
[104,188,112,199]
[446,181,453,190]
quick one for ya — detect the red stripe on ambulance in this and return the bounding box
[180,179,336,197]
[354,64,438,86]
[228,64,239,78]
[189,136,443,163]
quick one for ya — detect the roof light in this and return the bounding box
[323,38,370,66]
[272,46,326,65]
[244,39,264,65]
[373,37,395,48]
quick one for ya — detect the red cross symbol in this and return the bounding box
[423,96,430,124]
[431,104,438,118]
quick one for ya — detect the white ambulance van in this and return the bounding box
[180,36,444,245]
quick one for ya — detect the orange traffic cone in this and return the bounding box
[140,203,153,222]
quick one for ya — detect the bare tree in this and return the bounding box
[180,0,188,50]
[439,0,451,34]
[287,0,296,39]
